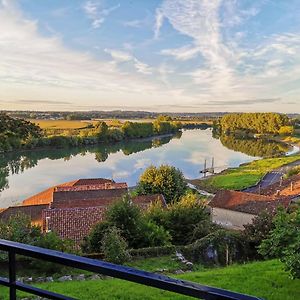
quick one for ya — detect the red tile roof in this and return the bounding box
[209,190,290,215]
[22,178,124,206]
[43,207,106,246]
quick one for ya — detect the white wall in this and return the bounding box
[211,207,255,230]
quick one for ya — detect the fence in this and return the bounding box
[0,239,263,300]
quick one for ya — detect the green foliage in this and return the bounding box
[242,211,275,258]
[183,229,246,266]
[259,207,300,278]
[0,113,42,152]
[0,213,41,245]
[147,192,210,245]
[82,221,111,253]
[139,221,172,247]
[128,246,176,258]
[101,226,131,264]
[285,165,300,178]
[0,213,74,273]
[106,196,142,248]
[219,113,290,134]
[136,165,187,203]
[121,121,154,138]
[94,121,108,140]
[84,196,171,252]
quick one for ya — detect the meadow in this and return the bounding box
[190,154,300,192]
[0,259,298,300]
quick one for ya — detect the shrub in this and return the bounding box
[183,230,246,266]
[259,207,300,278]
[106,196,142,248]
[82,221,112,253]
[136,165,187,203]
[101,227,130,264]
[242,210,275,259]
[147,192,209,245]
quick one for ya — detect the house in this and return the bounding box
[258,174,300,200]
[0,178,166,247]
[209,190,291,230]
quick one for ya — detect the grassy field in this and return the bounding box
[0,259,298,300]
[28,119,94,129]
[189,154,300,192]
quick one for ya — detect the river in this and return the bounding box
[0,129,289,208]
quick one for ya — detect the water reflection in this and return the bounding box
[219,135,289,158]
[0,129,290,208]
[0,134,178,192]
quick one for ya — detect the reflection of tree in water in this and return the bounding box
[0,134,175,193]
[220,135,289,157]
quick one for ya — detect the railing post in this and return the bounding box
[9,251,16,300]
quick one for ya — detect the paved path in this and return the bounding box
[243,159,300,193]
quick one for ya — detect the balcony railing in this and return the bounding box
[0,239,263,300]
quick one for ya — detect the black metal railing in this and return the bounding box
[0,239,262,300]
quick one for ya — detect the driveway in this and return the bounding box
[243,159,300,193]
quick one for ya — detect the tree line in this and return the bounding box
[0,114,181,153]
[218,113,293,134]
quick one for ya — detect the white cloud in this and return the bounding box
[83,1,120,29]
[0,1,162,109]
[104,48,152,75]
[160,45,200,61]
[154,8,164,39]
[156,0,300,109]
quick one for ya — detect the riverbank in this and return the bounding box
[188,154,300,193]
[0,131,179,156]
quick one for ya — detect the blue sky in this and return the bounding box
[0,0,299,112]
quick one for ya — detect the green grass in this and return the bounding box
[0,260,298,300]
[189,154,300,192]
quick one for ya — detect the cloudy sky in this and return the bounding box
[0,0,299,112]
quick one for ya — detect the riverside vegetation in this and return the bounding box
[0,113,181,153]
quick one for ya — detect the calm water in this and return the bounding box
[0,129,287,208]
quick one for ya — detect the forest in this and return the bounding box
[218,113,292,134]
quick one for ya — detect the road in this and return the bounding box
[243,159,300,193]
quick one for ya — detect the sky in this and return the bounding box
[0,0,299,113]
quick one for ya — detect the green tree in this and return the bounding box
[136,165,187,203]
[101,226,131,264]
[259,207,300,279]
[147,192,209,245]
[94,121,108,140]
[242,211,275,259]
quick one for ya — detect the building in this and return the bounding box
[0,178,166,247]
[209,190,291,230]
[257,174,300,200]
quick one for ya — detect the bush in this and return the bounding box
[106,196,142,248]
[83,196,171,252]
[259,207,300,278]
[136,165,187,203]
[82,221,112,253]
[183,230,246,266]
[147,192,209,245]
[242,211,275,259]
[129,245,176,258]
[101,227,130,264]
